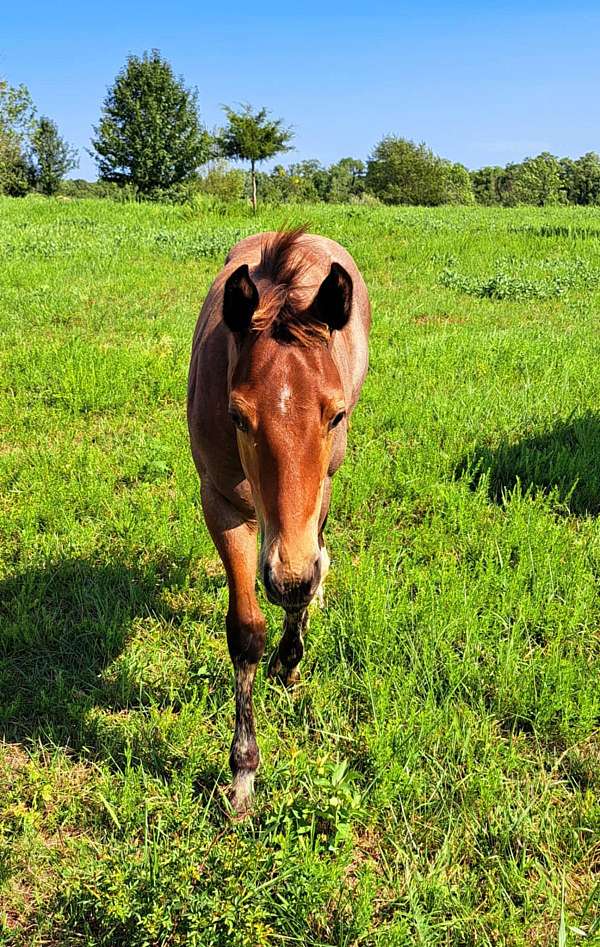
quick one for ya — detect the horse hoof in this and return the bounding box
[228,770,255,819]
[267,649,300,687]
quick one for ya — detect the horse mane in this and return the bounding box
[251,227,329,346]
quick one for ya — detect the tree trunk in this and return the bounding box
[251,160,257,214]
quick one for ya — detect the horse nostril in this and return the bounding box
[299,577,312,597]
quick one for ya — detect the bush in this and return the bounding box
[196,162,247,203]
[58,179,137,202]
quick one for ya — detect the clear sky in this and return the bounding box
[2,0,600,180]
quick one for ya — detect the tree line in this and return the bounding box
[2,49,600,209]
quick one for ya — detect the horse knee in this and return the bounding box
[226,611,266,665]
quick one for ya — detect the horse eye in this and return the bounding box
[330,411,346,430]
[229,411,248,433]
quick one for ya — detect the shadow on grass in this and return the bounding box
[455,412,600,516]
[0,556,225,778]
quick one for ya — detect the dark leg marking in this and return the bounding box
[268,608,309,686]
[227,614,265,816]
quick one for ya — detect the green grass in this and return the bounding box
[1,195,599,946]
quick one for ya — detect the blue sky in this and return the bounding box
[2,1,600,179]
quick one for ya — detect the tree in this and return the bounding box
[219,104,294,212]
[367,137,431,204]
[0,78,35,196]
[560,152,600,205]
[287,160,330,201]
[366,136,472,205]
[510,152,564,206]
[29,116,78,195]
[442,162,474,204]
[327,158,365,203]
[90,50,210,195]
[470,166,505,205]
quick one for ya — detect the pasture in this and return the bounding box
[0,195,599,945]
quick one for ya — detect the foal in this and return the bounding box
[187,228,370,814]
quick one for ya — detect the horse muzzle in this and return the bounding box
[262,556,321,610]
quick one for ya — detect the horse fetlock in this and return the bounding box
[267,647,302,686]
[229,731,259,774]
[229,769,256,817]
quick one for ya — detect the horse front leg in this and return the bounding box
[267,607,309,686]
[200,481,265,816]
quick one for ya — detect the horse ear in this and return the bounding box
[223,264,259,333]
[313,262,353,333]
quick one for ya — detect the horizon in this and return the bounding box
[3,1,600,180]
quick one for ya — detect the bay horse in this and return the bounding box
[187,228,370,814]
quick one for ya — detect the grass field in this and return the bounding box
[1,195,599,946]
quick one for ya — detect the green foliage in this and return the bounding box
[443,161,475,204]
[441,256,600,300]
[1,197,600,945]
[255,157,366,205]
[257,161,324,203]
[152,225,253,260]
[0,78,35,196]
[219,104,294,210]
[471,153,600,208]
[560,152,600,206]
[58,178,137,201]
[365,136,474,205]
[219,103,293,167]
[508,152,565,206]
[90,50,210,195]
[327,157,366,202]
[470,166,506,205]
[29,116,78,195]
[197,160,247,204]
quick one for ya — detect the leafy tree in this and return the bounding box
[559,158,577,204]
[327,158,365,203]
[470,166,505,205]
[367,137,433,204]
[254,164,313,204]
[29,116,78,195]
[366,136,472,205]
[442,162,474,204]
[219,104,294,212]
[255,157,366,205]
[510,152,564,206]
[560,152,600,205]
[90,50,210,195]
[0,78,35,195]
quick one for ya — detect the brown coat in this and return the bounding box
[187,229,371,815]
[188,231,370,516]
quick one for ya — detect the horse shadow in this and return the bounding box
[0,555,225,784]
[455,411,600,516]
